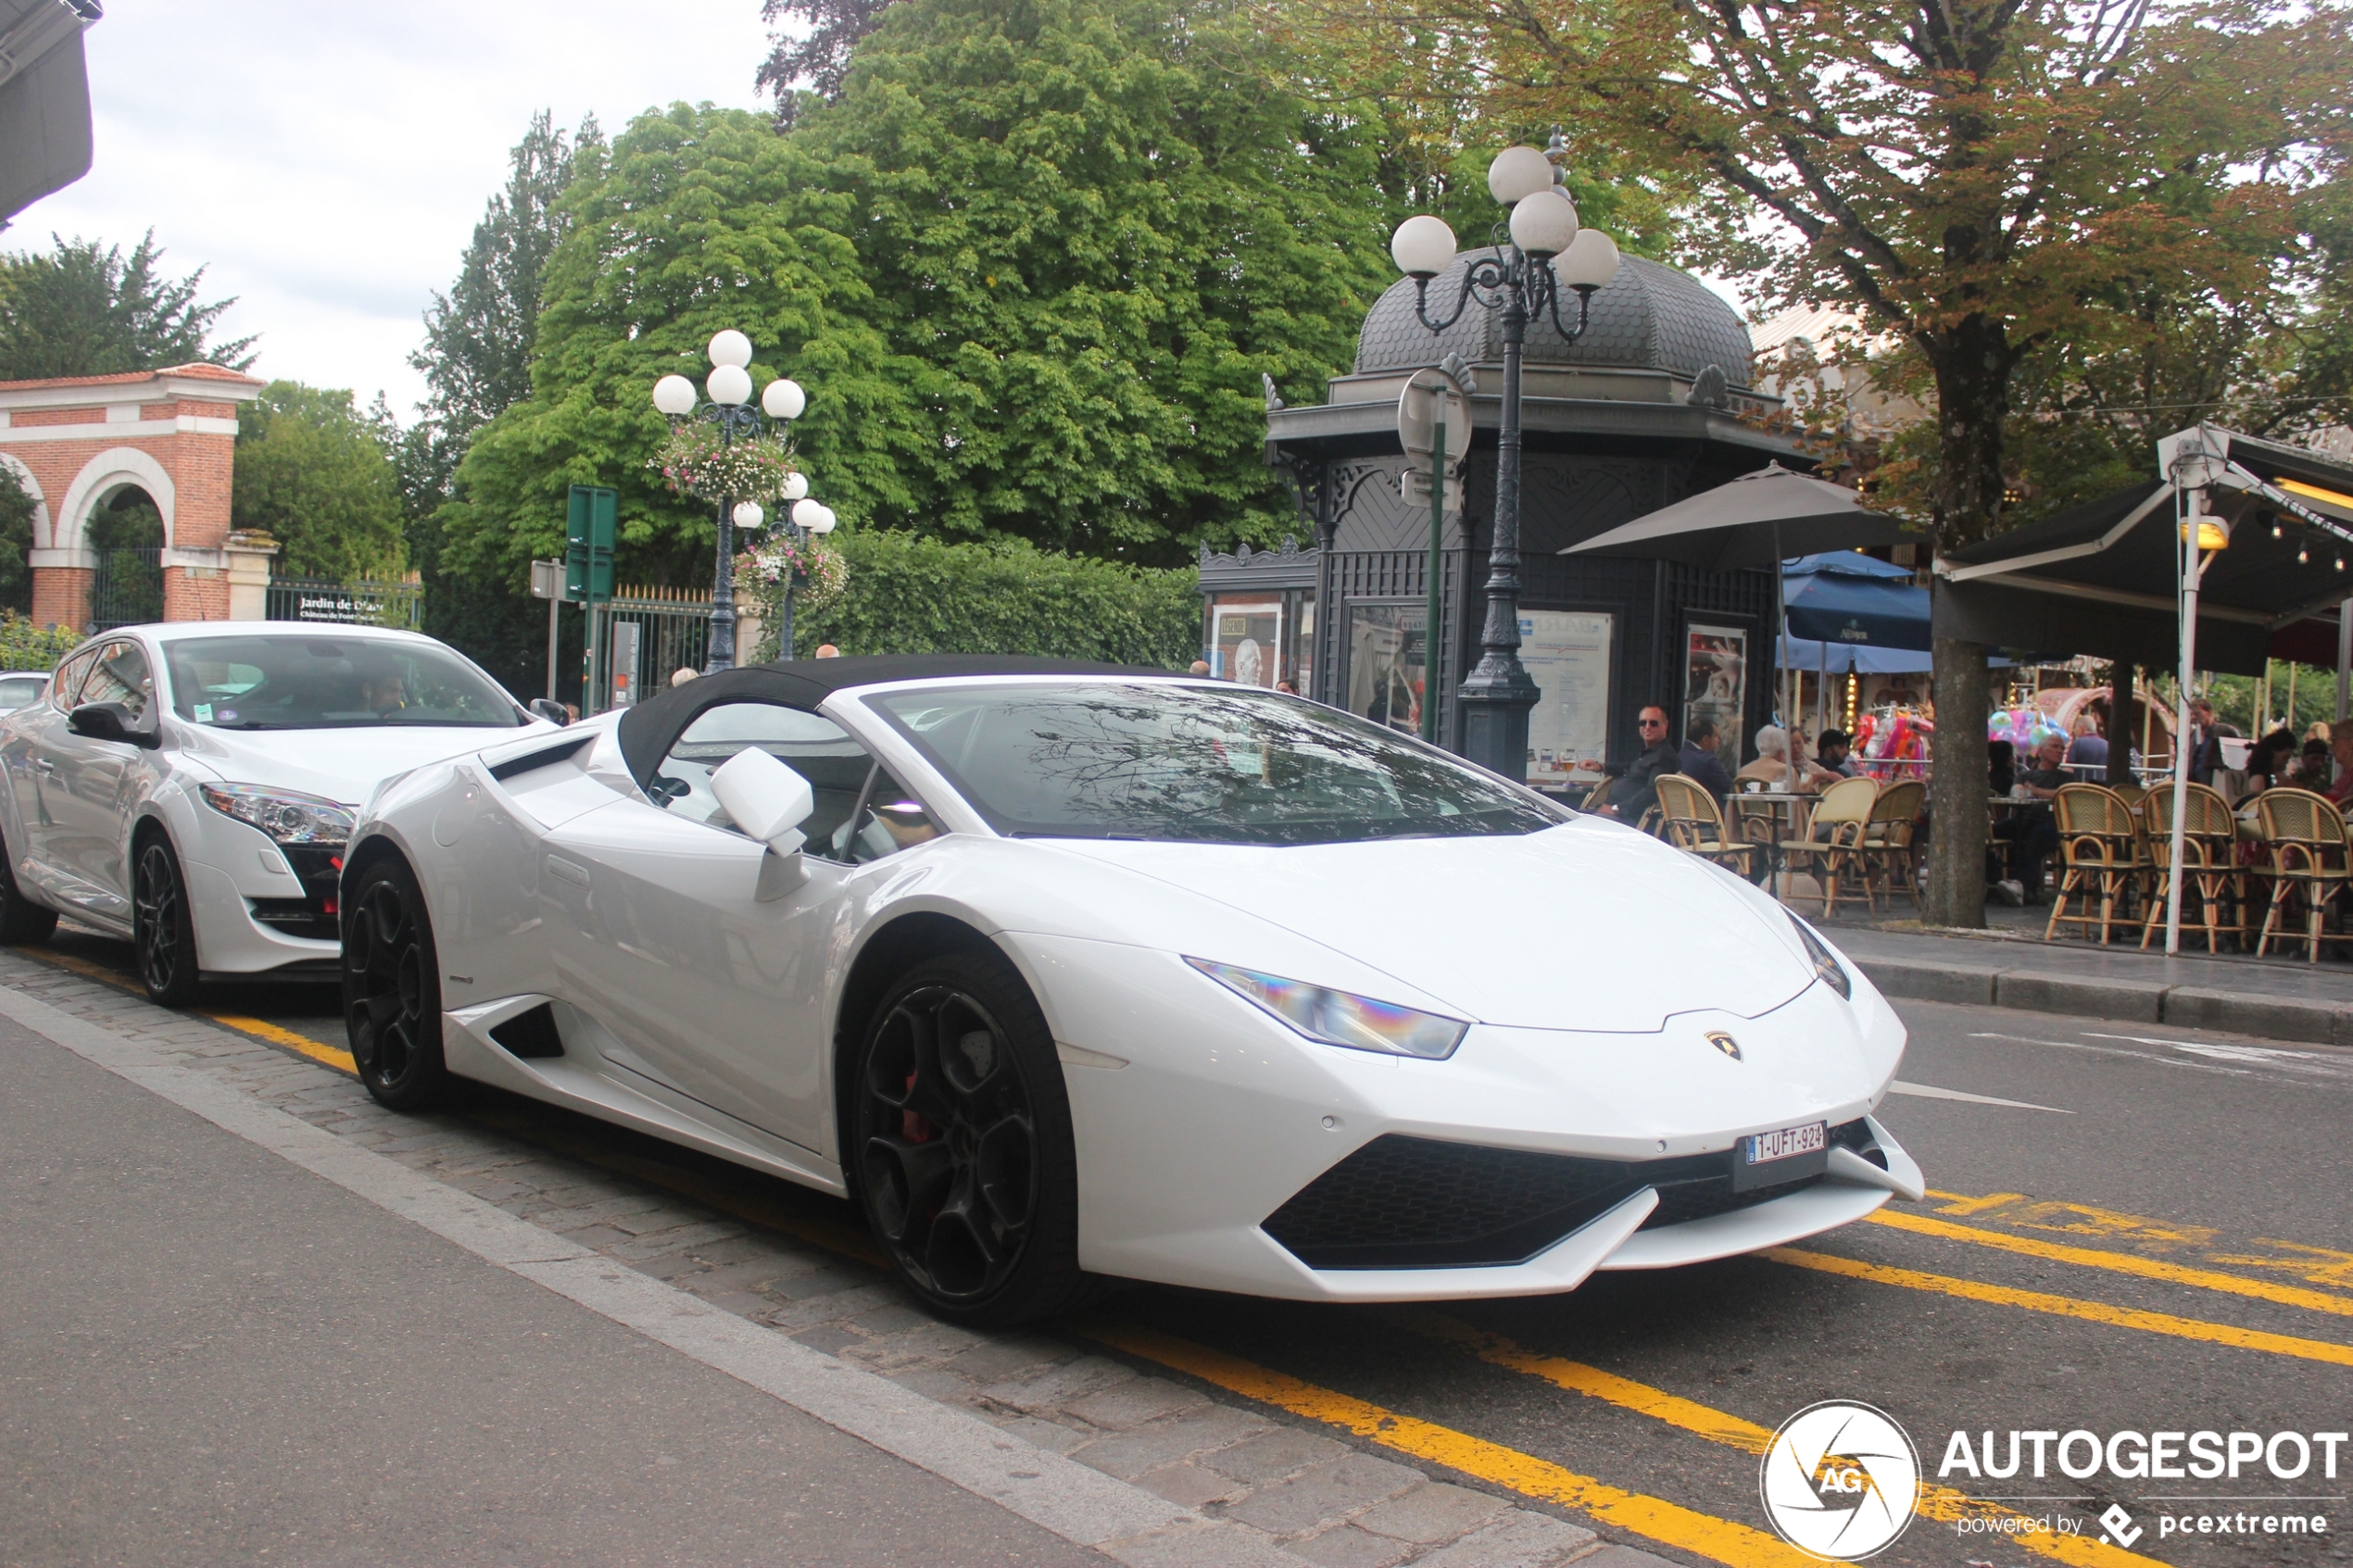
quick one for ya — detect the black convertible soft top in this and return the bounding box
[613,653,1181,787]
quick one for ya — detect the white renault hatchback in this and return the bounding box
[0,621,555,1001]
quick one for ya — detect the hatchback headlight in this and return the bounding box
[1788,910,1853,999]
[198,783,356,847]
[1186,957,1469,1060]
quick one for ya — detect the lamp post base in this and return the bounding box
[1458,666,1539,784]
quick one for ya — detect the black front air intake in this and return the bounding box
[1262,1120,1872,1271]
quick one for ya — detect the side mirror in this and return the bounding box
[710,746,815,900]
[69,702,158,749]
[528,698,571,726]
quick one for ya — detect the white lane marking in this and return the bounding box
[1967,1031,2256,1077]
[1888,1080,2073,1113]
[2082,1032,2353,1080]
[0,985,1296,1568]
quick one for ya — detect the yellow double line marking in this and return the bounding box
[1398,1312,2168,1568]
[1769,1246,2353,1366]
[1868,1207,2353,1319]
[1081,1320,1817,1568]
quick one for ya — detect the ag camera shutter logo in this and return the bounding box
[1759,1400,1923,1560]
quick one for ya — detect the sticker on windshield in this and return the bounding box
[216,709,238,723]
[194,704,212,722]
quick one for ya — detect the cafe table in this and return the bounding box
[1732,788,1814,898]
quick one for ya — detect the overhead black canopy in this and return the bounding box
[1933,435,2353,676]
[614,654,1178,785]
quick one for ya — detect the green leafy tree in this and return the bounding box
[446,0,1396,596]
[758,0,899,126]
[231,383,407,583]
[0,232,254,380]
[0,464,31,607]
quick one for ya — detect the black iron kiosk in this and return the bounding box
[1225,254,1811,789]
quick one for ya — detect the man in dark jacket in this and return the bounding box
[1580,704,1681,821]
[1678,717,1735,801]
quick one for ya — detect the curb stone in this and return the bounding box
[1854,957,2353,1046]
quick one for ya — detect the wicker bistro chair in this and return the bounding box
[2045,784,2150,945]
[2139,781,2244,952]
[1655,775,1758,878]
[1776,775,1881,919]
[2251,788,2353,961]
[1861,779,1925,910]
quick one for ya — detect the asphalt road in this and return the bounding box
[6,922,2350,1568]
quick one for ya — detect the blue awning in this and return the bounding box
[1781,553,1930,650]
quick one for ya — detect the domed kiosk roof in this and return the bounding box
[1356,252,1756,385]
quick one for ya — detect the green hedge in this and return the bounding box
[750,532,1200,668]
[0,613,81,671]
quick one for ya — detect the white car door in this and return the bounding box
[544,701,901,1153]
[6,646,97,902]
[43,638,158,918]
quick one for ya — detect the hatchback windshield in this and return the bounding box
[868,682,1566,845]
[164,634,523,731]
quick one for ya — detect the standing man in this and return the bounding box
[1577,705,1682,822]
[1679,717,1735,801]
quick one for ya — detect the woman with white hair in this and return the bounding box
[1734,724,1836,793]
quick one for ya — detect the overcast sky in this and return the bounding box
[8,1,777,418]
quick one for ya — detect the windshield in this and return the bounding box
[164,634,523,731]
[868,682,1567,846]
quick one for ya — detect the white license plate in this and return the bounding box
[1744,1121,1827,1166]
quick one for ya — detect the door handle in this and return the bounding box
[546,855,591,889]
[31,758,53,773]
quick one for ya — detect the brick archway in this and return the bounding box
[0,363,266,630]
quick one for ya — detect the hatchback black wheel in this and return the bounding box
[343,858,447,1111]
[0,824,56,946]
[854,951,1096,1326]
[132,835,199,1005]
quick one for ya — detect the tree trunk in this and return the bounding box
[1926,636,1991,926]
[1921,311,2013,930]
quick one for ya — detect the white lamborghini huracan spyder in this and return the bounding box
[341,655,1922,1325]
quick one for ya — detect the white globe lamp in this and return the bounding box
[708,330,753,369]
[1557,229,1622,292]
[1487,145,1554,206]
[732,501,764,530]
[707,363,753,406]
[808,505,837,535]
[1390,215,1457,280]
[1507,189,1579,257]
[782,471,810,501]
[792,498,825,531]
[651,374,697,416]
[761,378,806,420]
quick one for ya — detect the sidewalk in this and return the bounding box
[1818,912,2353,1046]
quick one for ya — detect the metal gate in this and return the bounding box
[586,587,711,712]
[266,577,424,630]
[89,547,164,633]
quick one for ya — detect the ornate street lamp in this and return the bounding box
[1390,141,1621,779]
[732,486,839,660]
[651,330,819,670]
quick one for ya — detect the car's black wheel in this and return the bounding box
[132,834,199,1005]
[854,951,1097,1327]
[0,824,56,946]
[343,857,448,1111]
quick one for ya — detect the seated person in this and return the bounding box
[1988,739,2016,797]
[2329,728,2353,809]
[1735,725,1840,793]
[1993,734,2068,900]
[2290,737,2334,794]
[2240,728,2297,800]
[1677,717,1735,801]
[1817,728,1864,778]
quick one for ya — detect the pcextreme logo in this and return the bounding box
[1758,1400,1923,1562]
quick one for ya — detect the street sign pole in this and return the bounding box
[1424,411,1444,743]
[565,486,617,713]
[528,558,565,703]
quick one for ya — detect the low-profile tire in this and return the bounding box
[132,833,200,1006]
[853,950,1100,1327]
[0,824,56,946]
[342,856,449,1112]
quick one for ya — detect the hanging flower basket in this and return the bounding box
[649,424,799,503]
[737,530,849,610]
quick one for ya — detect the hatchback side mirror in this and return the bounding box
[69,702,159,749]
[528,698,570,726]
[710,746,815,900]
